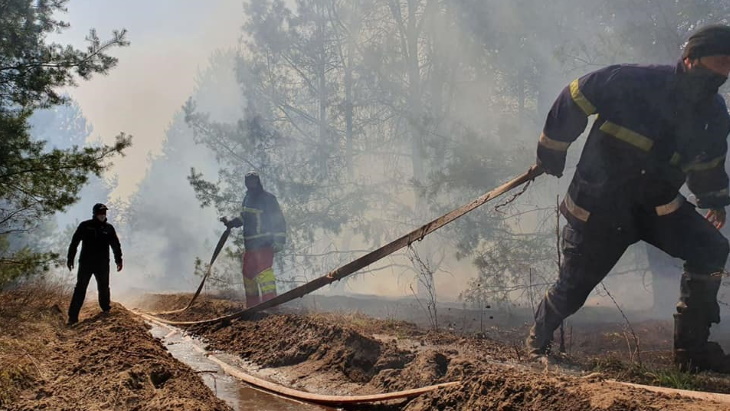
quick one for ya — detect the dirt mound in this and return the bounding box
[405,367,722,411]
[133,293,194,312]
[192,314,413,383]
[126,292,730,410]
[408,370,587,411]
[133,293,246,322]
[184,311,728,410]
[0,284,231,411]
[370,350,450,392]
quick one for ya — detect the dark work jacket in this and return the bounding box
[238,189,287,250]
[537,62,730,224]
[67,218,123,266]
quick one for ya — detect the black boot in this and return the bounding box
[674,340,730,373]
[528,291,570,360]
[673,271,729,373]
[525,324,552,359]
[674,312,730,373]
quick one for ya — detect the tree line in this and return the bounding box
[3,0,727,308]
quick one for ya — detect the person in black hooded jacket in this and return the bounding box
[527,25,730,372]
[223,172,286,307]
[66,203,123,325]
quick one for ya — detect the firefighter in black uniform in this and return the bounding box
[527,25,730,372]
[67,203,123,325]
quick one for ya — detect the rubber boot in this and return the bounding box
[674,313,730,373]
[673,312,707,372]
[528,292,569,360]
[674,341,730,373]
[525,324,551,360]
[673,271,729,373]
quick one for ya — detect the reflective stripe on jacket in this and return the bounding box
[240,191,287,250]
[537,62,730,220]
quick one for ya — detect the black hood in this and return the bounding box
[245,172,264,193]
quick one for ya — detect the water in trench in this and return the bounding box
[148,323,335,411]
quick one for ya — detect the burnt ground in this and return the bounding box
[0,282,231,411]
[137,292,730,410]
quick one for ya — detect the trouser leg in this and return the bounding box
[639,202,729,371]
[68,265,94,322]
[529,216,632,355]
[673,271,724,371]
[94,265,111,312]
[243,276,260,307]
[255,267,277,303]
[242,250,261,307]
[242,248,275,307]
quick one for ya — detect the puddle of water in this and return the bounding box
[148,324,336,411]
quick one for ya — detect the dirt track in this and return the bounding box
[0,285,231,411]
[3,286,730,410]
[140,293,730,410]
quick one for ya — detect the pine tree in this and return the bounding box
[0,0,131,287]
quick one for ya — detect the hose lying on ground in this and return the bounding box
[136,311,730,406]
[612,380,730,404]
[139,311,460,405]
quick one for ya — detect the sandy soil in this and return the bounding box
[138,293,730,410]
[4,284,729,411]
[0,284,232,411]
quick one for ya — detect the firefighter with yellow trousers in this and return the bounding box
[224,172,286,307]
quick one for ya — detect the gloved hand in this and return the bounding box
[535,156,564,178]
[272,243,284,253]
[536,143,566,178]
[67,261,74,271]
[223,217,243,228]
[706,208,727,229]
[116,261,123,272]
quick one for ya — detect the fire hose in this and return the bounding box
[137,165,730,407]
[143,165,544,326]
[148,225,232,315]
[138,311,460,405]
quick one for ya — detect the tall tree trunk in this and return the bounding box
[406,0,424,181]
[517,67,526,121]
[318,5,328,176]
[345,37,355,179]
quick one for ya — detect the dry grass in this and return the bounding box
[587,355,730,393]
[0,340,43,406]
[305,310,421,340]
[0,278,69,406]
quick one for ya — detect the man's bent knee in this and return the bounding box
[685,234,729,274]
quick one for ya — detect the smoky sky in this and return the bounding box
[40,1,730,311]
[52,0,242,201]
